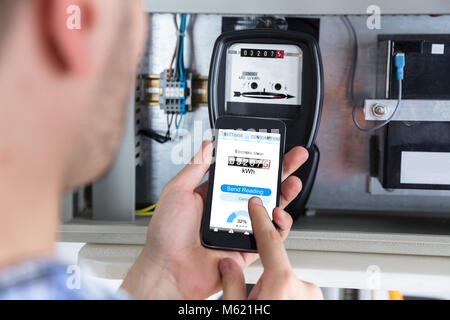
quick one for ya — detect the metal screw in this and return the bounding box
[372,104,388,117]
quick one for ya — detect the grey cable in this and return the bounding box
[342,15,403,133]
[173,14,179,30]
[341,16,358,103]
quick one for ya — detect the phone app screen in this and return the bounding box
[209,129,281,235]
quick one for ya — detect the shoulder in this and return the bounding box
[0,259,129,300]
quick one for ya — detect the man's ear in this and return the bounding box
[39,0,95,74]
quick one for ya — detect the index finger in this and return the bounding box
[248,197,291,273]
[281,147,309,182]
[169,140,213,190]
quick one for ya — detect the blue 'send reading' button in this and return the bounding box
[221,184,272,197]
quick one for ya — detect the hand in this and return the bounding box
[220,197,323,300]
[121,141,309,300]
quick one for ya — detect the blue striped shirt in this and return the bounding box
[0,259,129,300]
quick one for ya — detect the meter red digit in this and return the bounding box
[276,50,285,59]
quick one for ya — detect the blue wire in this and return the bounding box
[173,114,184,140]
[178,14,187,119]
[178,14,187,81]
[177,114,184,129]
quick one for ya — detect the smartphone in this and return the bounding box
[201,116,286,252]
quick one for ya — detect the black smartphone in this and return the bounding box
[201,116,286,252]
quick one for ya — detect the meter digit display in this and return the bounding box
[241,49,284,59]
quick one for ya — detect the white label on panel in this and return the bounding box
[431,43,445,55]
[401,152,450,185]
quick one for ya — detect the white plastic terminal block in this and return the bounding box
[164,87,185,99]
[158,69,192,113]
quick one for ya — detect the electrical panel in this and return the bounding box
[372,35,450,191]
[63,14,450,273]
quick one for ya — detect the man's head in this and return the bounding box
[0,0,146,190]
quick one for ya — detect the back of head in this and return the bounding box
[0,0,146,190]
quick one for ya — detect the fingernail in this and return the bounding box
[250,197,263,206]
[219,259,230,274]
[199,141,212,164]
[202,140,211,149]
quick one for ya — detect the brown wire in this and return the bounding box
[167,45,178,81]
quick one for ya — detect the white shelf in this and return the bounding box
[77,243,450,293]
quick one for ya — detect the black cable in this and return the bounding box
[165,113,175,139]
[139,129,171,144]
[139,113,176,144]
[169,113,175,128]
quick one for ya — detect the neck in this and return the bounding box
[0,165,61,268]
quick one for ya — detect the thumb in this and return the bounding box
[169,140,213,190]
[219,258,247,300]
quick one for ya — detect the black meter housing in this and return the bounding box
[208,29,324,220]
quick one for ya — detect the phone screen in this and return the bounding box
[209,129,281,235]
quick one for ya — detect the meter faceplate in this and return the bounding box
[209,29,323,151]
[226,43,303,107]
